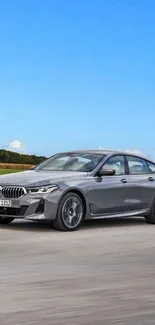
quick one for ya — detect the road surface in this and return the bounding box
[0,217,155,324]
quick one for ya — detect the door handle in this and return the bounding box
[148,177,154,182]
[121,178,127,184]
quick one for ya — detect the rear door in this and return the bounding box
[125,155,155,212]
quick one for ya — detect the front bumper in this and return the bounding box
[0,192,61,221]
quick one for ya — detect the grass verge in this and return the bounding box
[0,169,22,175]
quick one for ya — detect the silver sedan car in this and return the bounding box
[0,150,155,231]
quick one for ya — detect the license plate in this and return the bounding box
[0,200,12,207]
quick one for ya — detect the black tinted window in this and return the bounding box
[127,156,149,174]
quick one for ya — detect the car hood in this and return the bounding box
[0,170,88,187]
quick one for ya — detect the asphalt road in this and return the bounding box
[0,218,155,325]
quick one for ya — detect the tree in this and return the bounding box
[0,150,47,165]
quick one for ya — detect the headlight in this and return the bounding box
[27,184,59,194]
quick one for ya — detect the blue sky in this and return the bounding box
[0,0,155,157]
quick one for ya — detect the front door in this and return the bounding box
[87,155,131,216]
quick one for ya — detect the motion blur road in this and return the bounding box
[0,218,155,324]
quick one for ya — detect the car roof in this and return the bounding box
[64,149,116,155]
[61,149,146,159]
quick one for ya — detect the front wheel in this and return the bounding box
[53,192,85,231]
[0,217,14,224]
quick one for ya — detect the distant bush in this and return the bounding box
[0,149,47,165]
[0,163,33,170]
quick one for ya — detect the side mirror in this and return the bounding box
[99,167,116,176]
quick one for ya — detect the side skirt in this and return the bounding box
[88,209,148,220]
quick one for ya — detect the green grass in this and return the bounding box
[0,169,22,175]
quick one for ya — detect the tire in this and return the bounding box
[53,192,85,231]
[0,217,14,224]
[145,200,155,224]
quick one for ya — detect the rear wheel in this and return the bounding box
[145,200,155,224]
[0,217,14,224]
[53,192,85,231]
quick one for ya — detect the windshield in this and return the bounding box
[35,153,104,172]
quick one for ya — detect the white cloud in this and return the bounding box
[97,146,146,157]
[151,152,155,162]
[123,149,146,157]
[97,145,105,150]
[8,140,25,153]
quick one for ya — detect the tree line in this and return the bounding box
[0,150,47,165]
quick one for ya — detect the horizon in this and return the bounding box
[1,146,155,163]
[0,1,155,159]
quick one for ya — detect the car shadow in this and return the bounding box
[1,217,146,233]
[81,217,146,230]
[2,220,55,232]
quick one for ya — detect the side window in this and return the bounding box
[103,155,125,175]
[146,161,155,174]
[126,156,149,175]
